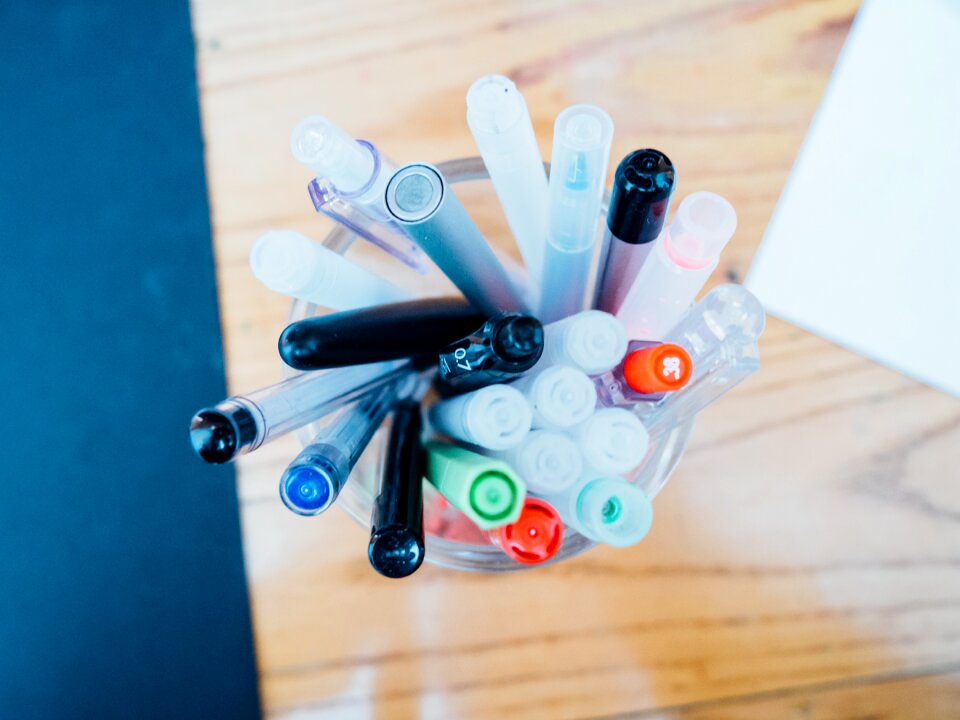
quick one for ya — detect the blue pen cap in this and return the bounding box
[280,461,338,516]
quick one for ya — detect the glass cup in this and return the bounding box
[286,157,694,572]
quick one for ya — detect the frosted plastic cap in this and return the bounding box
[527,366,596,429]
[578,408,649,474]
[548,310,628,374]
[289,115,374,193]
[466,75,525,134]
[701,284,766,340]
[250,230,325,295]
[514,430,584,494]
[576,478,653,547]
[463,384,532,450]
[664,192,737,270]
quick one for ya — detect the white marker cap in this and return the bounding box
[511,365,596,429]
[496,430,584,495]
[429,384,532,451]
[575,477,653,547]
[664,192,737,270]
[577,408,649,475]
[290,115,374,194]
[542,310,628,375]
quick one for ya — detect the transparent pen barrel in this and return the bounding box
[319,379,404,469]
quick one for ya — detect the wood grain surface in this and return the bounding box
[190,0,960,717]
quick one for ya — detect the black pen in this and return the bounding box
[279,297,487,371]
[368,399,426,578]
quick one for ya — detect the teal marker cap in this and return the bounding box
[575,477,653,547]
[425,442,526,530]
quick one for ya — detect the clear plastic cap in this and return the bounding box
[576,477,653,547]
[466,75,526,134]
[290,115,375,194]
[250,230,325,296]
[577,408,649,475]
[516,365,597,429]
[664,192,737,270]
[543,310,628,375]
[664,284,766,359]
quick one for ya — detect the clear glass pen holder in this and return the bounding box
[286,157,695,572]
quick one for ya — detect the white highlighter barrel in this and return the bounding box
[617,192,737,340]
[489,430,584,496]
[510,365,596,430]
[429,384,532,451]
[466,75,548,291]
[250,230,412,310]
[540,310,628,375]
[576,407,649,475]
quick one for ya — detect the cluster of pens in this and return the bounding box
[189,75,765,577]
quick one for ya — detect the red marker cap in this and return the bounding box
[622,343,693,394]
[494,498,564,565]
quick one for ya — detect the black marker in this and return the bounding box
[279,297,487,371]
[437,313,544,394]
[593,149,675,314]
[368,399,426,578]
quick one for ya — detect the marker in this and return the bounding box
[428,384,532,451]
[189,359,407,464]
[617,192,737,340]
[539,310,628,375]
[279,378,404,516]
[491,497,564,565]
[593,150,675,313]
[577,408,649,475]
[539,104,614,323]
[369,398,426,578]
[548,476,653,547]
[278,298,485,371]
[250,230,412,309]
[489,429,584,495]
[510,365,596,430]
[644,284,765,435]
[466,75,548,290]
[437,313,544,394]
[308,178,429,274]
[595,341,693,407]
[290,115,394,220]
[425,442,526,530]
[384,162,527,316]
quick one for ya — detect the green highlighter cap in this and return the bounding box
[425,442,526,530]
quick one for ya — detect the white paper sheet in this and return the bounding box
[746,0,960,397]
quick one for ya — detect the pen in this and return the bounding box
[595,341,693,407]
[291,115,394,221]
[539,310,628,375]
[487,429,584,495]
[188,359,408,464]
[368,398,426,578]
[539,104,614,323]
[545,476,653,547]
[278,297,485,371]
[510,365,597,430]
[593,149,675,313]
[428,383,532,450]
[279,377,404,516]
[576,408,649,476]
[437,313,544,394]
[425,442,526,530]
[491,497,564,565]
[250,230,412,309]
[617,192,737,340]
[466,74,549,291]
[307,178,430,274]
[643,284,765,435]
[384,162,528,316]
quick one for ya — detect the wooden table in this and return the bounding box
[191,0,960,716]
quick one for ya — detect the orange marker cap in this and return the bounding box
[494,498,564,565]
[622,343,693,394]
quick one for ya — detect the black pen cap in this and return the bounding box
[491,314,544,369]
[606,149,675,245]
[189,401,258,464]
[369,400,426,578]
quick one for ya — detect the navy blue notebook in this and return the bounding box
[0,1,261,718]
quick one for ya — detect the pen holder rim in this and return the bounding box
[287,155,695,572]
